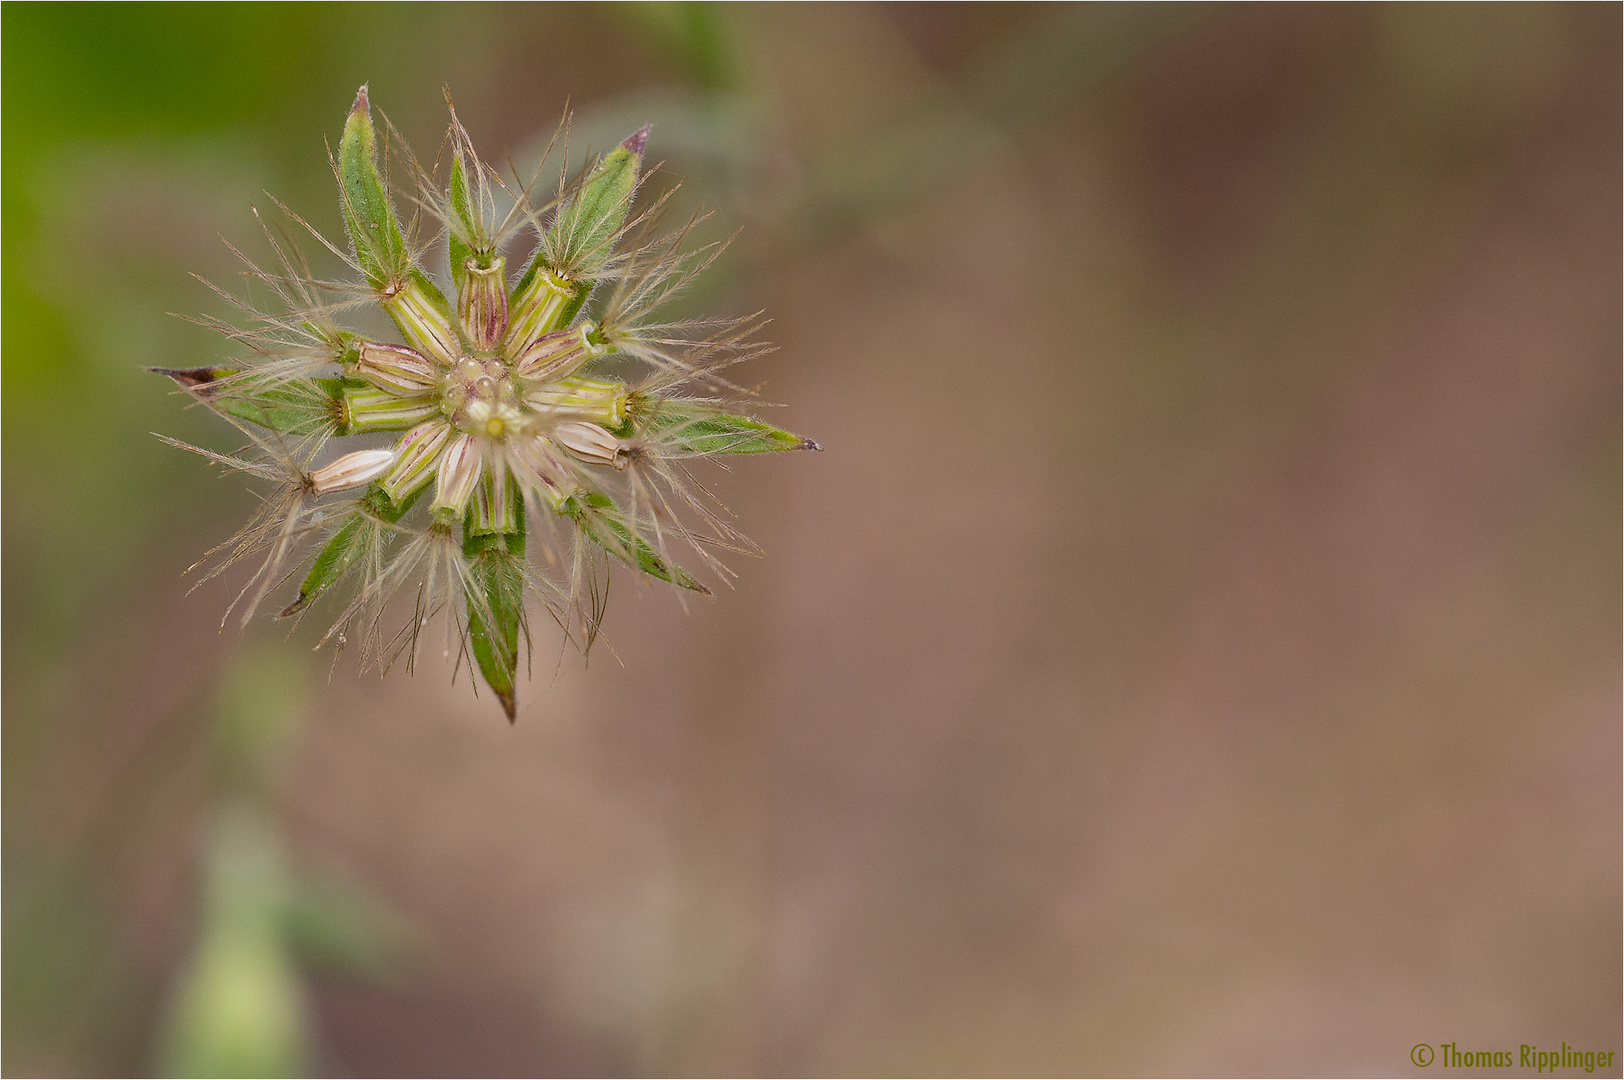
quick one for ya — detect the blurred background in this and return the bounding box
[4,3,1619,1076]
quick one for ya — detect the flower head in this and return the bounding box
[158,87,816,720]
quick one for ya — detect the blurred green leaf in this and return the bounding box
[282,873,418,981]
[160,809,308,1080]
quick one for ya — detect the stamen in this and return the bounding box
[310,449,396,494]
[506,268,578,349]
[553,422,623,467]
[383,277,462,365]
[357,341,438,394]
[431,433,483,519]
[342,385,440,433]
[524,375,629,426]
[514,321,606,382]
[459,258,509,352]
[380,421,453,501]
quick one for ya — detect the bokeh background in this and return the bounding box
[4,3,1619,1076]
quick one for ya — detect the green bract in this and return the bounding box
[158,87,817,720]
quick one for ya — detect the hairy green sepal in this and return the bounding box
[556,141,640,275]
[280,484,419,618]
[447,155,494,292]
[513,134,644,304]
[154,367,347,435]
[339,88,411,291]
[562,491,705,593]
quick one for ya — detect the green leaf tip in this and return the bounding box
[150,364,237,389]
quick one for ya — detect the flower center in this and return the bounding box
[444,356,524,437]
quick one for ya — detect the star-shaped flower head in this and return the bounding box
[157,87,817,720]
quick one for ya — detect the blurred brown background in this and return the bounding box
[4,3,1619,1076]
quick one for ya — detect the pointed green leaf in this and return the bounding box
[339,86,410,291]
[281,873,414,980]
[640,403,820,455]
[464,517,526,721]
